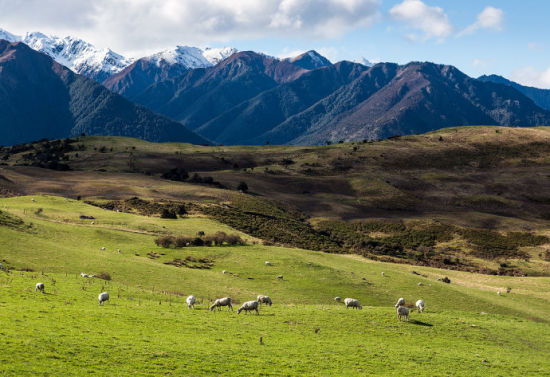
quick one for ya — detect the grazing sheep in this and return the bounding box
[117,249,121,253]
[257,295,272,306]
[100,247,106,251]
[98,292,109,305]
[497,291,501,296]
[237,300,259,315]
[31,198,35,202]
[186,295,196,309]
[416,299,425,313]
[210,297,233,311]
[80,273,89,278]
[265,261,272,266]
[395,297,405,308]
[222,270,227,274]
[397,305,409,321]
[91,221,95,225]
[418,282,423,286]
[334,296,342,302]
[381,272,385,276]
[35,282,45,293]
[344,298,362,309]
[277,275,283,280]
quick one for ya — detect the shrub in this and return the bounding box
[237,181,248,193]
[160,209,177,219]
[155,236,175,248]
[97,272,111,281]
[161,168,189,182]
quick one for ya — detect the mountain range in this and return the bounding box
[1,27,550,146]
[0,40,207,146]
[0,28,237,83]
[124,52,550,145]
[478,74,550,111]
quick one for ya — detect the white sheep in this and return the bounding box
[237,300,259,315]
[80,272,89,278]
[257,295,272,306]
[100,247,106,251]
[35,282,45,293]
[334,296,342,302]
[265,261,272,266]
[91,221,95,225]
[497,291,501,296]
[344,298,362,309]
[416,299,425,313]
[222,270,227,274]
[117,249,121,253]
[397,305,409,321]
[381,272,385,276]
[210,297,233,311]
[277,275,283,279]
[98,292,109,305]
[395,297,405,308]
[418,282,423,286]
[31,198,35,202]
[186,295,196,309]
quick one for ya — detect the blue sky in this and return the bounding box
[0,0,549,87]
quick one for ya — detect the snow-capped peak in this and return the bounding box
[203,47,238,65]
[0,28,21,43]
[145,46,238,69]
[354,57,374,67]
[22,31,132,82]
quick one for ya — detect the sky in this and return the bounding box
[0,0,549,88]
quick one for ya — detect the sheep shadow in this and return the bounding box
[409,319,433,327]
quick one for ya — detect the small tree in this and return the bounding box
[237,181,248,193]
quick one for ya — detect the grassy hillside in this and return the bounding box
[0,196,549,376]
[2,126,550,275]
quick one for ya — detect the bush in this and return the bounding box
[237,181,249,193]
[155,232,244,248]
[97,272,111,281]
[161,168,189,182]
[155,236,175,248]
[160,209,177,219]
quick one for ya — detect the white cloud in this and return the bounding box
[389,0,452,42]
[0,0,380,56]
[458,6,504,36]
[510,66,550,89]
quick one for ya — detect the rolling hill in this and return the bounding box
[0,40,207,146]
[2,126,550,276]
[0,195,548,376]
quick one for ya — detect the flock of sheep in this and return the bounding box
[33,280,423,320]
[334,296,424,321]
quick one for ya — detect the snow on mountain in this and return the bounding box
[354,57,374,67]
[203,47,238,65]
[1,27,237,80]
[144,46,238,69]
[0,28,21,42]
[22,32,132,82]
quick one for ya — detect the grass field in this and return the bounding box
[1,196,550,376]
